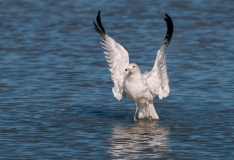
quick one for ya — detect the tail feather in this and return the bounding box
[137,102,159,120]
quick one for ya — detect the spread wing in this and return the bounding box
[93,11,129,101]
[143,14,173,99]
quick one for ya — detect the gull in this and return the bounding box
[93,11,173,122]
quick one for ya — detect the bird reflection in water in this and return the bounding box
[108,120,171,159]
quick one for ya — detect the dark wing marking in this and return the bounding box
[163,14,174,47]
[93,11,106,39]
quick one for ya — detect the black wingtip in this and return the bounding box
[93,11,106,38]
[163,13,174,45]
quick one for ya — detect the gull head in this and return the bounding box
[125,63,140,74]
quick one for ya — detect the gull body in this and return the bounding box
[93,11,174,121]
[125,64,151,102]
[125,63,159,121]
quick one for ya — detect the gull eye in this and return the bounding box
[133,66,135,68]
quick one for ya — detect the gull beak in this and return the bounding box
[125,68,130,71]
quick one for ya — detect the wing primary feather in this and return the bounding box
[93,11,106,39]
[93,23,104,36]
[163,14,174,46]
[93,21,105,38]
[96,11,106,33]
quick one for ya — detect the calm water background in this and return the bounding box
[0,0,233,159]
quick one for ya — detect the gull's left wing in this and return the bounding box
[143,14,174,99]
[93,11,129,101]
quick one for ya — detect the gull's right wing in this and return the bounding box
[93,11,129,101]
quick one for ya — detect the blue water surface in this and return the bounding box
[0,0,233,159]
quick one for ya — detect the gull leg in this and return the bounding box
[133,102,138,122]
[147,105,152,122]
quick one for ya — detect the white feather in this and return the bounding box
[101,35,129,101]
[143,45,170,100]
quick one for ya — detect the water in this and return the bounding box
[0,0,234,159]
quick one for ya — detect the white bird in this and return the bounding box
[93,11,173,122]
